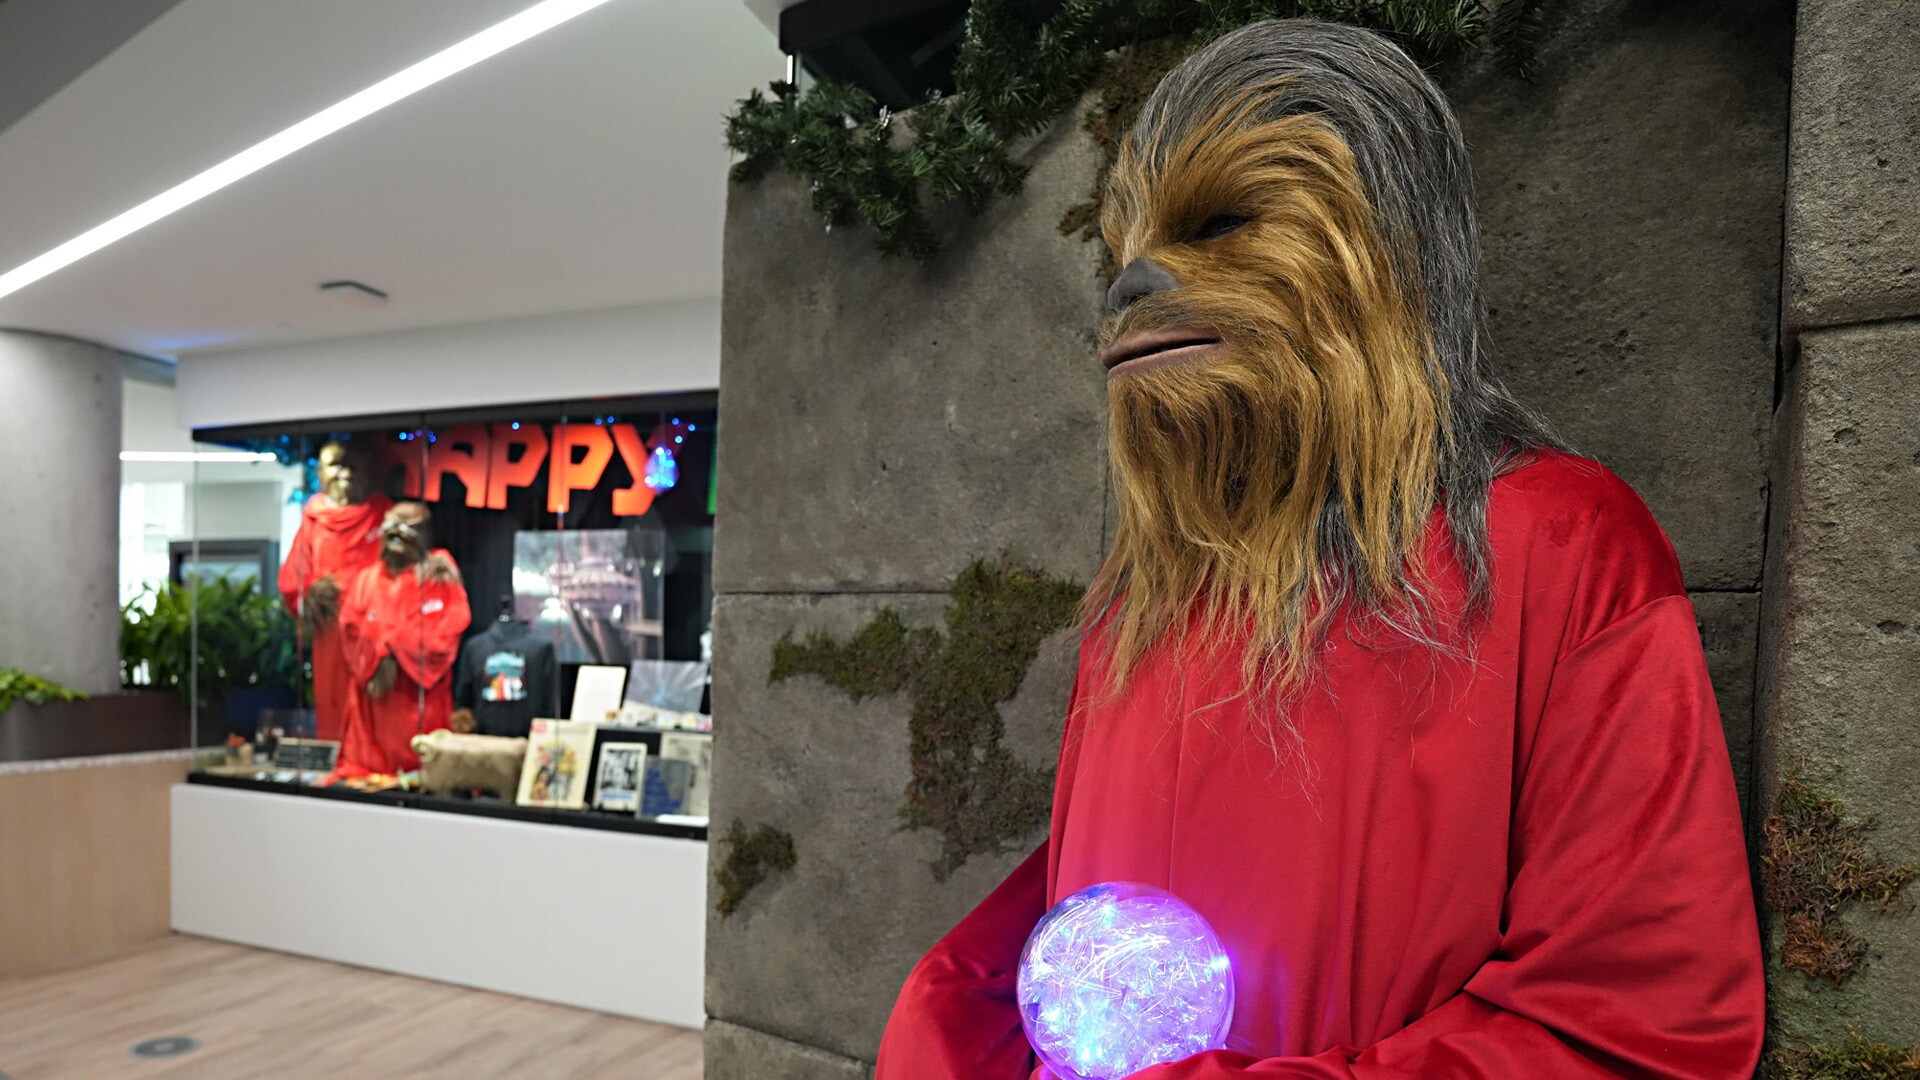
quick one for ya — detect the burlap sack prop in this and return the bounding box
[412,730,528,796]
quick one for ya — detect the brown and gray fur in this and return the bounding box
[1085,20,1555,713]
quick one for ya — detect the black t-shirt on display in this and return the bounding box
[454,619,559,738]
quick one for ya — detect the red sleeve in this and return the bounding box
[875,841,1047,1080]
[278,516,312,614]
[389,567,470,689]
[1124,602,1763,1079]
[336,569,386,683]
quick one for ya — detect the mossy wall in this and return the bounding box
[770,558,1081,881]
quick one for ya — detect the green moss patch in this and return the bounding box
[772,557,1082,880]
[1772,1037,1920,1079]
[715,820,798,917]
[1762,774,1918,987]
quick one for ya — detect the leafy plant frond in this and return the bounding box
[0,669,86,714]
[121,576,309,711]
[1490,0,1551,78]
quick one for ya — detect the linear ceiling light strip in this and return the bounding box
[0,0,617,303]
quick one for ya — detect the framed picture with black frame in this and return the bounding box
[593,741,650,813]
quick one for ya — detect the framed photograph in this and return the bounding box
[569,664,628,724]
[658,731,712,818]
[512,528,664,664]
[593,741,650,813]
[641,756,697,817]
[515,718,597,810]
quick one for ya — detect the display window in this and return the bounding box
[163,394,716,838]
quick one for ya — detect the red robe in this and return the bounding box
[876,451,1764,1079]
[278,493,393,741]
[336,550,471,777]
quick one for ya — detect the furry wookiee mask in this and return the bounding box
[1085,20,1551,708]
[381,501,460,584]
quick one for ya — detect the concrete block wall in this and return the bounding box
[0,330,124,695]
[706,0,1793,1071]
[707,118,1109,1078]
[1450,0,1791,811]
[1756,0,1920,1053]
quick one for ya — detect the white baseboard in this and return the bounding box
[170,783,707,1028]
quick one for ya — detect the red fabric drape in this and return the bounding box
[335,550,471,777]
[875,451,1764,1080]
[277,494,393,741]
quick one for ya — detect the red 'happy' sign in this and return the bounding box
[382,420,686,516]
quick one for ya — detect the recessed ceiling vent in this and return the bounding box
[320,279,389,309]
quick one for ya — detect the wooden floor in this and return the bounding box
[0,935,703,1079]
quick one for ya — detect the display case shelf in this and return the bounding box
[185,770,707,841]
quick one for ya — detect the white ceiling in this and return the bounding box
[0,0,784,358]
[742,0,797,36]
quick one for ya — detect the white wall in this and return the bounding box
[174,297,720,430]
[741,0,791,35]
[119,378,305,605]
[195,480,289,541]
[173,784,708,1028]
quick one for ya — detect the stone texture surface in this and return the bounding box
[0,331,123,693]
[1755,320,1920,1045]
[1784,0,1920,332]
[706,1019,871,1080]
[1451,0,1791,590]
[705,592,1074,1063]
[1692,590,1761,815]
[712,118,1110,595]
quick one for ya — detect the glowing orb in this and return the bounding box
[1017,882,1235,1080]
[644,445,679,492]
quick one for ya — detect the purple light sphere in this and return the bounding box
[1017,881,1235,1080]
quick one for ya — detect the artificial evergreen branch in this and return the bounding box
[1490,0,1550,77]
[726,0,1550,262]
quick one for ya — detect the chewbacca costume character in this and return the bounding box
[876,21,1763,1080]
[278,445,392,742]
[336,504,471,777]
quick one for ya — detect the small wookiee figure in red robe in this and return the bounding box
[877,20,1764,1080]
[336,501,470,778]
[278,440,393,742]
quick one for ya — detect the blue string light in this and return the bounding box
[644,445,679,492]
[1018,882,1235,1080]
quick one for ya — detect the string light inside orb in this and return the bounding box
[644,445,679,492]
[1018,882,1235,1080]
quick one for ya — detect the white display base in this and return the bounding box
[171,783,706,1028]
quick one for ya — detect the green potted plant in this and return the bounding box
[122,575,309,744]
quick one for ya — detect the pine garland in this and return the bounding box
[725,0,1550,262]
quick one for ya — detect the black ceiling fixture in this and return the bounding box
[779,0,1066,110]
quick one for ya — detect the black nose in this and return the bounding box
[1105,257,1178,316]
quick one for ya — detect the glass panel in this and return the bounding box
[176,395,716,837]
[175,436,310,763]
